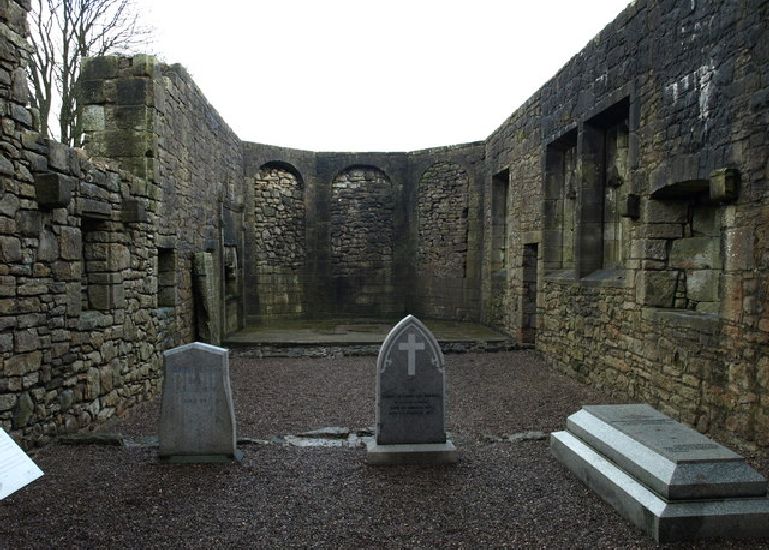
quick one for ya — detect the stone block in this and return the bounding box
[121,198,148,223]
[14,329,40,352]
[104,130,153,158]
[5,352,41,376]
[631,240,667,261]
[636,270,678,307]
[86,283,125,311]
[709,168,739,202]
[107,244,130,271]
[79,198,112,219]
[638,223,684,239]
[687,270,719,303]
[78,80,107,104]
[46,140,70,172]
[724,228,754,272]
[80,105,105,132]
[127,55,157,77]
[0,236,21,262]
[34,172,72,209]
[79,56,119,81]
[670,237,720,269]
[59,227,81,260]
[692,207,720,237]
[642,200,689,224]
[620,193,640,219]
[0,192,19,217]
[117,78,152,106]
[12,392,34,428]
[0,394,17,412]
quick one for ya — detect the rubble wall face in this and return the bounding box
[0,2,162,445]
[481,0,769,446]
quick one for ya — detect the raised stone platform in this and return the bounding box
[551,404,769,542]
[225,318,515,357]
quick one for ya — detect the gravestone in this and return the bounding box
[367,315,457,464]
[158,342,241,463]
[0,427,43,500]
[551,404,769,542]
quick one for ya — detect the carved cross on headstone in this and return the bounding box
[398,332,425,376]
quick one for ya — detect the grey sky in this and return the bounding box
[134,0,630,151]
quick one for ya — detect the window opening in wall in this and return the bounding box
[544,130,577,274]
[80,218,99,311]
[491,169,510,272]
[157,248,177,308]
[580,98,630,276]
[521,243,538,344]
[224,246,238,298]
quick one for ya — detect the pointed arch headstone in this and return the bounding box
[367,315,457,464]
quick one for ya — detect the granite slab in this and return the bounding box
[568,405,766,500]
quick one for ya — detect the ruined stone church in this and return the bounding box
[1,0,768,450]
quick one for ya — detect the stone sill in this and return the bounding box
[544,270,577,284]
[580,269,635,289]
[641,308,720,333]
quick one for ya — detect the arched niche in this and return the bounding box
[252,161,305,319]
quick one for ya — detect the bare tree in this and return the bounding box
[27,0,151,146]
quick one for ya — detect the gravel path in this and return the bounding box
[2,351,768,549]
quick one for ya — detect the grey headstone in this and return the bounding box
[367,315,457,464]
[551,404,769,542]
[158,342,240,463]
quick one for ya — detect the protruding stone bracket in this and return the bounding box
[709,168,739,202]
[121,198,148,223]
[33,171,72,209]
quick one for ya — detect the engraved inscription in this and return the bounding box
[611,414,674,426]
[663,443,720,453]
[383,393,439,416]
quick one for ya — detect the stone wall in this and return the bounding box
[80,56,245,346]
[0,2,162,445]
[241,144,485,321]
[481,0,769,447]
[331,166,397,315]
[417,163,468,278]
[409,144,486,320]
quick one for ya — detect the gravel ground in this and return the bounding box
[2,350,768,549]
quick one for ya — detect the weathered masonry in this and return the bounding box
[1,0,768,450]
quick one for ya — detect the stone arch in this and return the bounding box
[260,160,304,188]
[416,162,470,278]
[253,161,305,318]
[330,165,396,314]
